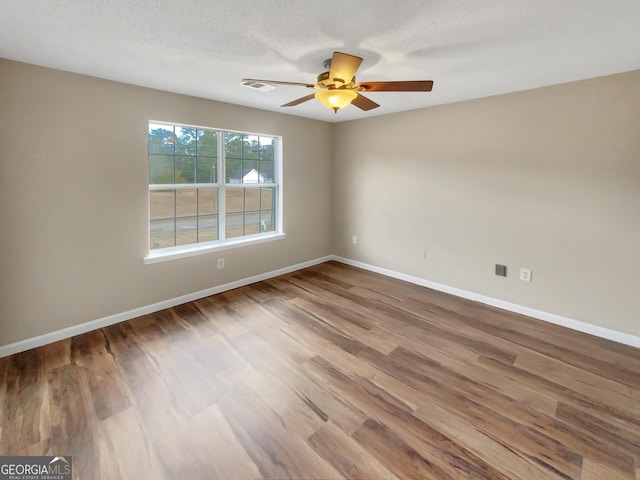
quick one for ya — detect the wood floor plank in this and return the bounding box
[144,340,220,417]
[47,363,107,480]
[580,458,636,480]
[194,297,251,339]
[189,404,262,479]
[228,327,368,435]
[218,381,344,480]
[101,407,169,480]
[0,349,49,452]
[404,288,640,371]
[270,356,368,436]
[352,417,456,480]
[555,402,640,457]
[265,297,370,356]
[170,302,219,338]
[413,401,569,480]
[290,296,399,354]
[121,355,211,478]
[386,346,636,476]
[102,322,146,363]
[409,300,640,389]
[386,333,559,417]
[305,356,514,480]
[514,348,640,414]
[76,351,135,422]
[1,260,639,479]
[0,355,8,432]
[352,346,584,479]
[477,355,640,441]
[37,339,71,371]
[307,420,401,480]
[239,368,327,439]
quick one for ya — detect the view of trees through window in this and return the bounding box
[148,123,279,250]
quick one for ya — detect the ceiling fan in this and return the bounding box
[242,51,434,114]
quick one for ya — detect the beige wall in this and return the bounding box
[333,70,640,336]
[2,58,639,348]
[0,59,333,346]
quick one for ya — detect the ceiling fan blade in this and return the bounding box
[329,52,363,84]
[242,78,315,88]
[281,93,317,107]
[358,80,434,92]
[351,93,380,111]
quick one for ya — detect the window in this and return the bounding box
[147,122,282,260]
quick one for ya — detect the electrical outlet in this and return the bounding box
[520,268,532,282]
[418,248,426,258]
[495,264,507,277]
[352,236,358,245]
[217,258,225,269]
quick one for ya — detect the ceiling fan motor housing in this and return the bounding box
[316,71,356,90]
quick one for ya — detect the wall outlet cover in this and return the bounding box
[520,268,532,282]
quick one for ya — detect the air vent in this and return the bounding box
[239,81,276,92]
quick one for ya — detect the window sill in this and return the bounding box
[144,232,286,264]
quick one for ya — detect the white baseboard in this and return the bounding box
[0,255,333,358]
[3,254,639,358]
[331,256,640,350]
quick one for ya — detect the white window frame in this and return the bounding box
[144,121,284,264]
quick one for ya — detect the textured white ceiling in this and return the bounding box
[2,0,639,123]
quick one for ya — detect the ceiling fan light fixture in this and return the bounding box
[315,89,358,113]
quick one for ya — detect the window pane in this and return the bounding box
[225,189,265,237]
[224,133,244,159]
[150,218,175,250]
[226,189,244,213]
[176,189,197,217]
[175,127,197,155]
[258,160,274,183]
[228,166,249,184]
[226,213,244,238]
[198,188,218,216]
[197,130,218,157]
[149,124,175,155]
[244,189,260,211]
[198,215,218,242]
[176,217,198,246]
[244,135,259,159]
[259,210,275,232]
[150,190,175,220]
[224,133,265,183]
[149,154,174,184]
[196,156,216,183]
[259,136,275,161]
[226,161,242,183]
[241,161,260,184]
[227,164,266,184]
[244,215,260,236]
[175,156,195,183]
[260,188,274,209]
[243,204,260,235]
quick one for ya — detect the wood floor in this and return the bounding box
[1,261,640,479]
